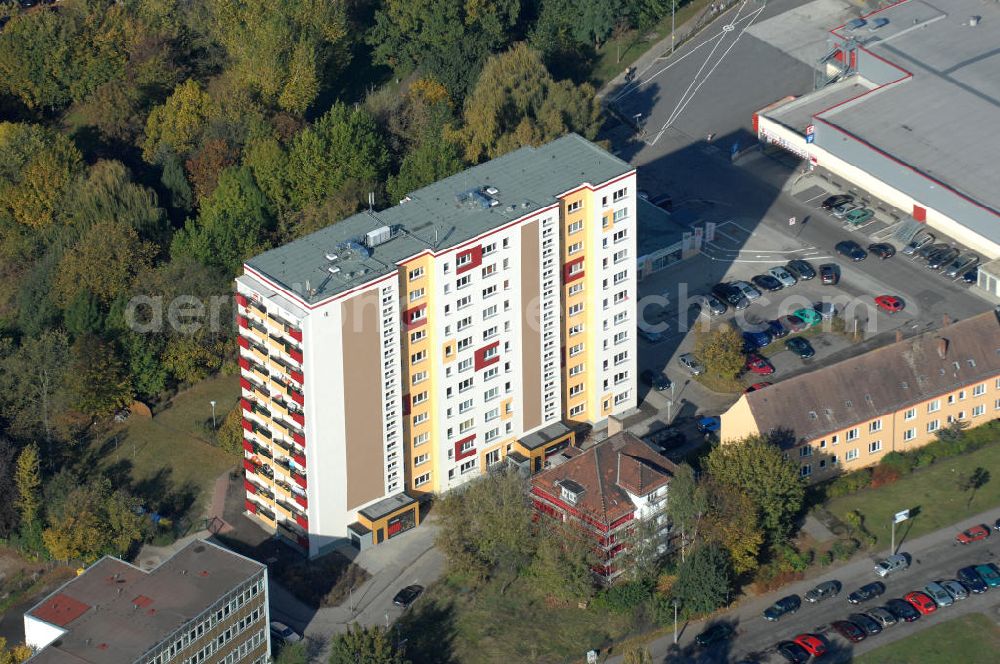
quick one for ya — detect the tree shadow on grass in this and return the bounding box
[395,598,458,664]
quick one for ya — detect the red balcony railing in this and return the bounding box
[293,431,305,446]
[289,348,303,364]
[295,514,308,529]
[292,452,306,468]
[242,439,253,453]
[245,499,257,514]
[291,411,304,427]
[293,493,307,508]
[292,472,307,489]
[244,479,257,494]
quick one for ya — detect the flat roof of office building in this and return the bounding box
[27,540,264,664]
[811,0,1000,225]
[244,134,633,305]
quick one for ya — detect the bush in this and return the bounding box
[870,464,902,488]
[818,551,833,566]
[830,538,860,561]
[879,451,915,475]
[826,469,872,498]
[772,544,811,573]
[599,579,654,615]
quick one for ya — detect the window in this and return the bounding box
[568,220,583,234]
[927,419,940,433]
[458,377,474,392]
[456,275,472,290]
[412,391,428,405]
[613,290,627,305]
[484,366,499,380]
[973,404,985,417]
[482,242,496,256]
[569,384,585,397]
[845,448,859,462]
[947,394,955,405]
[614,371,628,384]
[412,412,428,425]
[903,408,916,420]
[613,249,628,264]
[869,419,882,433]
[457,337,472,351]
[483,304,497,319]
[567,262,584,277]
[903,428,916,441]
[927,399,940,413]
[482,284,498,298]
[458,399,473,414]
[568,303,584,316]
[614,351,628,365]
[408,267,424,280]
[409,288,425,302]
[413,432,429,446]
[569,403,585,416]
[414,473,431,487]
[569,323,584,336]
[410,329,426,344]
[569,343,584,357]
[459,418,475,434]
[958,389,967,400]
[457,316,472,331]
[568,283,584,296]
[567,200,582,213]
[868,440,882,454]
[568,241,583,255]
[482,264,496,278]
[613,269,628,285]
[410,350,426,364]
[484,386,500,400]
[996,398,1000,410]
[800,464,812,478]
[458,358,473,372]
[485,407,499,421]
[569,363,584,377]
[613,208,628,222]
[846,428,859,441]
[456,253,472,268]
[411,371,427,385]
[612,187,627,202]
[974,383,986,396]
[459,438,475,454]
[414,454,429,466]
[614,391,630,405]
[799,446,812,458]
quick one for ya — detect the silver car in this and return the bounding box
[678,353,705,376]
[769,266,797,288]
[924,581,953,607]
[902,232,934,256]
[832,201,860,218]
[866,607,897,627]
[943,253,979,278]
[941,579,969,601]
[874,553,909,577]
[732,280,762,301]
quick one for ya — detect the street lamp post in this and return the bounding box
[673,599,680,644]
[671,1,676,54]
[210,400,217,430]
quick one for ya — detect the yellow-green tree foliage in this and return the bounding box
[694,322,746,380]
[15,443,41,525]
[0,122,82,227]
[142,79,216,160]
[53,220,157,306]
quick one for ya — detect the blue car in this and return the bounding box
[697,416,720,434]
[742,330,772,350]
[957,566,988,593]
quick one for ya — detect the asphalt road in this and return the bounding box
[609,509,1000,663]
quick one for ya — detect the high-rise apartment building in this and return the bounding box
[235,134,637,557]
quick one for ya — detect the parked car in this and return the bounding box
[679,353,705,376]
[742,330,773,350]
[846,17,867,30]
[712,283,750,310]
[392,584,424,608]
[963,267,979,284]
[831,201,860,218]
[874,295,904,313]
[787,259,816,280]
[769,266,798,287]
[844,208,875,225]
[874,553,909,577]
[777,314,807,333]
[927,247,960,270]
[732,280,762,301]
[869,17,890,30]
[793,308,823,327]
[693,294,728,317]
[785,337,815,359]
[641,370,671,391]
[923,582,953,607]
[697,416,721,434]
[835,240,867,261]
[904,591,937,615]
[775,641,811,664]
[885,598,920,622]
[763,594,801,621]
[848,613,883,636]
[956,524,990,544]
[917,242,948,260]
[819,263,839,284]
[975,563,1000,588]
[848,581,886,604]
[902,231,934,255]
[830,619,866,642]
[269,622,302,645]
[868,242,896,259]
[957,566,988,593]
[695,623,734,648]
[941,579,969,601]
[866,607,898,628]
[768,319,791,339]
[804,580,840,603]
[751,274,784,292]
[814,301,838,319]
[821,194,853,210]
[745,354,775,375]
[944,253,979,278]
[745,382,772,393]
[792,634,826,657]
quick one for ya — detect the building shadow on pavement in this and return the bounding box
[395,598,458,664]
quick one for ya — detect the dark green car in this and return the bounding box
[785,337,815,359]
[695,623,734,647]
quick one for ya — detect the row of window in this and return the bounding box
[183,608,264,664]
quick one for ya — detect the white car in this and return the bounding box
[678,353,705,376]
[269,621,301,645]
[768,266,797,288]
[732,280,761,301]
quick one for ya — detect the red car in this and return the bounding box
[745,354,775,375]
[904,591,938,615]
[793,633,827,657]
[874,295,904,313]
[956,524,991,544]
[745,382,773,393]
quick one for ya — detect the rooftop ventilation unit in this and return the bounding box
[336,240,371,260]
[324,252,338,261]
[327,266,341,276]
[485,186,499,196]
[457,187,500,209]
[365,225,392,248]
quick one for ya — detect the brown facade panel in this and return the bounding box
[342,288,386,510]
[521,221,542,430]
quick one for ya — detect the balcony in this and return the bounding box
[274,501,294,520]
[265,334,286,355]
[270,399,290,421]
[276,522,308,550]
[272,437,294,455]
[291,470,307,489]
[249,343,268,366]
[256,505,277,524]
[293,492,307,509]
[273,478,293,500]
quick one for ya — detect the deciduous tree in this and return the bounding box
[42,478,144,563]
[0,440,19,537]
[143,79,217,161]
[694,322,745,380]
[704,480,763,575]
[0,122,83,228]
[705,435,805,543]
[14,443,41,528]
[528,522,596,603]
[328,624,408,664]
[0,330,71,447]
[65,335,134,418]
[388,130,464,204]
[65,160,169,244]
[665,462,707,561]
[450,43,601,163]
[53,220,157,306]
[671,542,731,618]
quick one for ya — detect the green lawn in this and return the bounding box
[822,440,1000,547]
[854,613,1000,663]
[396,575,637,664]
[84,374,239,523]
